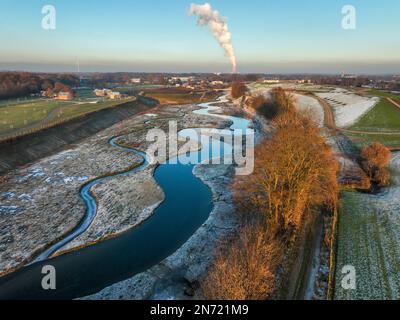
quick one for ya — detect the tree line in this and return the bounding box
[0,72,79,100]
[202,87,340,299]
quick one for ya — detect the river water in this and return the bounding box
[0,97,250,300]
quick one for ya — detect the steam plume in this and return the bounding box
[189,3,237,73]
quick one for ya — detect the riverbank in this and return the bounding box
[80,98,263,300]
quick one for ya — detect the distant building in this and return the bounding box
[108,92,121,100]
[94,89,112,97]
[169,76,193,85]
[263,79,280,84]
[296,79,313,84]
[56,92,73,100]
[131,78,141,84]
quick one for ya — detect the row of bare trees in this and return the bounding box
[202,89,340,299]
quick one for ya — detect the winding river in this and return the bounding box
[0,97,250,300]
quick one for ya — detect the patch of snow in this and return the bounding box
[18,194,33,202]
[16,167,46,183]
[1,192,15,200]
[0,205,22,215]
[44,173,88,185]
[46,150,80,165]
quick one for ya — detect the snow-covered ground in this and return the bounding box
[293,94,325,127]
[316,89,379,128]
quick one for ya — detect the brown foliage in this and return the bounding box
[202,223,281,300]
[249,87,295,119]
[231,81,247,99]
[0,175,9,185]
[361,143,391,186]
[234,112,339,236]
[272,87,295,115]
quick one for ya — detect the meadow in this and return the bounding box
[0,98,135,137]
[350,99,400,132]
[344,132,400,149]
[367,89,400,100]
[0,100,73,134]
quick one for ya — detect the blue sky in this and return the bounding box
[0,0,399,73]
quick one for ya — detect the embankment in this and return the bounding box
[0,97,157,174]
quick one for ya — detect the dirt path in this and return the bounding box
[388,98,400,110]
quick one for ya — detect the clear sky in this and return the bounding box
[0,0,399,74]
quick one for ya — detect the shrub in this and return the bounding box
[361,143,391,186]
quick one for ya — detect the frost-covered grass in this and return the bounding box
[293,94,324,127]
[350,99,400,132]
[335,153,400,300]
[316,89,379,128]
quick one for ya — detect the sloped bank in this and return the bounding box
[0,97,157,174]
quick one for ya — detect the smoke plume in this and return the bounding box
[189,3,237,73]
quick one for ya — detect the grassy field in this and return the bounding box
[0,98,135,136]
[143,88,218,105]
[54,99,135,120]
[350,99,400,132]
[333,88,400,300]
[335,189,400,300]
[0,100,74,134]
[344,132,400,148]
[367,89,400,100]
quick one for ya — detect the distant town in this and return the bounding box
[1,71,399,103]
